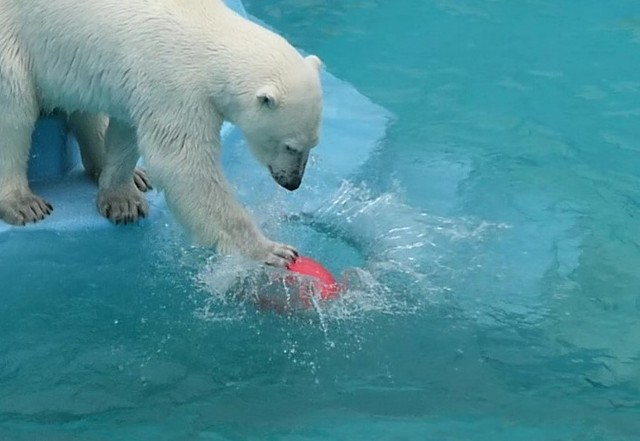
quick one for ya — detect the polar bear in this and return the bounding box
[0,0,323,266]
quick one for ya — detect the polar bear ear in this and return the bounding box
[256,85,280,109]
[305,55,323,73]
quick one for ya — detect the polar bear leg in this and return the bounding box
[138,119,298,267]
[0,52,53,225]
[97,118,149,224]
[67,111,107,182]
[68,112,152,192]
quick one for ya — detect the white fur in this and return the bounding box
[0,0,323,266]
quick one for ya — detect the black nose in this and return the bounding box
[280,177,301,191]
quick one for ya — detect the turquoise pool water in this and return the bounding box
[2,0,640,439]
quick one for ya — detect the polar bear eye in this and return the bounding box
[285,144,296,153]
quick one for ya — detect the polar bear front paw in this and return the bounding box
[0,192,53,225]
[260,240,299,268]
[98,184,149,225]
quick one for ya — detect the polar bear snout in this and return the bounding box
[280,176,302,191]
[269,165,303,191]
[267,146,310,191]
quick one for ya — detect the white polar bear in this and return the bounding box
[0,0,323,266]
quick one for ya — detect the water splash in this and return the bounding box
[196,181,508,324]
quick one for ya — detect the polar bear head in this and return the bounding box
[231,54,323,191]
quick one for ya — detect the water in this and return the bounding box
[2,0,640,439]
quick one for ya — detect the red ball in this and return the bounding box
[287,255,341,302]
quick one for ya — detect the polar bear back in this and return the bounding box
[1,0,297,122]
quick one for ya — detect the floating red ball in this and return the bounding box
[287,255,341,302]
